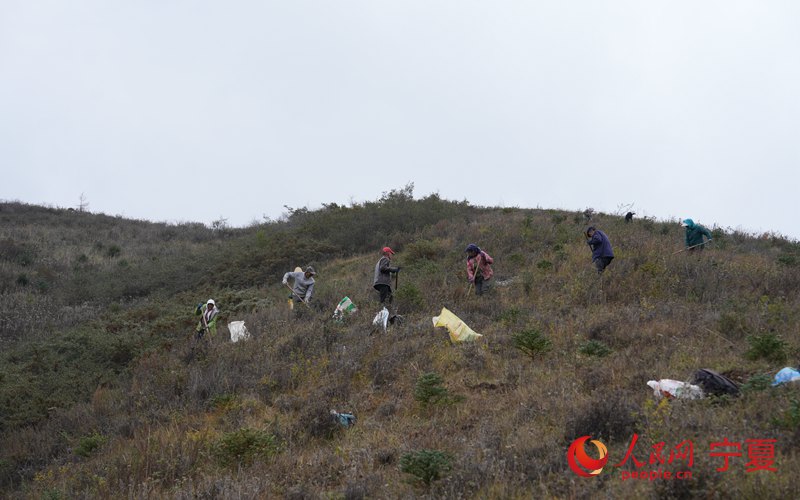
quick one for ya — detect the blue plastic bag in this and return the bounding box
[772,367,800,386]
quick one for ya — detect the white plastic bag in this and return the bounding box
[372,307,389,332]
[228,321,250,342]
[647,379,704,400]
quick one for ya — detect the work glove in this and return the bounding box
[282,279,288,285]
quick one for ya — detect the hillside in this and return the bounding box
[1,190,800,499]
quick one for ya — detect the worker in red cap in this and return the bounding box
[373,246,401,304]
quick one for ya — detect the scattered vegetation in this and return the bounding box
[1,193,800,498]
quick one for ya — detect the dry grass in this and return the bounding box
[1,200,800,498]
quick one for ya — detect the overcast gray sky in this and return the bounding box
[2,1,798,238]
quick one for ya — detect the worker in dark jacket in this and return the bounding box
[585,227,614,274]
[682,219,713,251]
[373,247,400,304]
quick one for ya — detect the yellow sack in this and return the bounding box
[432,307,482,342]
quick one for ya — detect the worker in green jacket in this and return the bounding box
[681,219,713,252]
[195,299,219,340]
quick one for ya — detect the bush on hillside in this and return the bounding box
[512,328,552,358]
[212,428,280,467]
[413,372,461,407]
[399,449,453,486]
[578,340,612,357]
[745,332,787,363]
[75,433,107,458]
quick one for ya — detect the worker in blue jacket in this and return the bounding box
[585,226,614,274]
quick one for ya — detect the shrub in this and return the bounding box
[745,332,787,363]
[212,428,279,467]
[741,374,772,393]
[579,340,612,357]
[404,240,440,264]
[772,399,800,430]
[106,245,122,258]
[717,311,749,339]
[296,400,341,440]
[508,253,526,267]
[536,260,553,271]
[399,449,453,486]
[497,307,522,326]
[395,284,425,311]
[413,372,459,406]
[209,393,239,411]
[512,328,552,358]
[75,433,107,458]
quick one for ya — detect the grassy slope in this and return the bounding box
[1,197,800,499]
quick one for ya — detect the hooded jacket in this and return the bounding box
[683,219,713,247]
[587,229,614,261]
[195,302,219,336]
[283,271,315,301]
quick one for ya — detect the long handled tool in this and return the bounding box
[200,312,210,337]
[188,309,211,361]
[466,255,480,297]
[285,282,312,309]
[672,239,714,255]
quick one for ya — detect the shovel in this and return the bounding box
[466,256,480,297]
[672,239,714,255]
[285,282,312,310]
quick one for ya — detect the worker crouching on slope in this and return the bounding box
[283,266,316,305]
[682,218,713,252]
[585,227,614,274]
[194,299,219,341]
[373,247,400,304]
[465,243,494,296]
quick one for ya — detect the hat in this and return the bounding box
[207,299,215,306]
[305,266,316,275]
[382,246,395,255]
[465,243,480,253]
